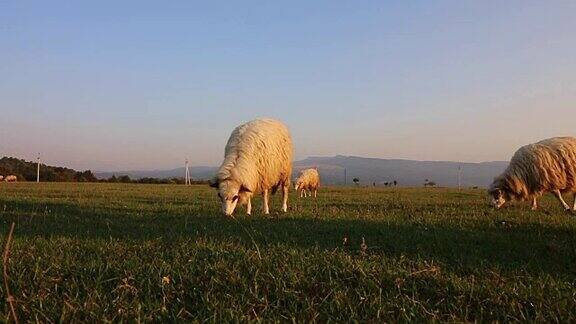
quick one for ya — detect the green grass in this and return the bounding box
[0,183,575,322]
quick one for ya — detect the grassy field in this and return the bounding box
[0,183,575,322]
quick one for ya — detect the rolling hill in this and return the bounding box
[95,156,508,188]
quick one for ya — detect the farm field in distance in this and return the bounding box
[0,183,575,321]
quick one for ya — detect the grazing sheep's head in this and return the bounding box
[488,187,508,209]
[210,178,251,216]
[294,180,302,191]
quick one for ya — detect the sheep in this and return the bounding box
[4,175,17,183]
[488,136,576,212]
[211,118,293,216]
[294,168,320,198]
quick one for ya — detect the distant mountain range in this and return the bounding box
[95,166,218,182]
[95,155,509,188]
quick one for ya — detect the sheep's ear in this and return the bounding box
[240,184,252,193]
[209,178,219,188]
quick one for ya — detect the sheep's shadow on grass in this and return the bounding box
[1,200,576,278]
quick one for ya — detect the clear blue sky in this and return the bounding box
[1,0,575,171]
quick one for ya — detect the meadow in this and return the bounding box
[0,182,575,322]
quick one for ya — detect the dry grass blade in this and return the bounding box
[360,237,368,256]
[233,218,262,260]
[3,222,18,324]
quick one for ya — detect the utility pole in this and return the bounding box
[457,165,462,190]
[36,153,41,183]
[185,159,191,185]
[344,168,347,186]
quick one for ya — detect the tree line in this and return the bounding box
[0,156,210,184]
[101,175,208,185]
[0,157,97,182]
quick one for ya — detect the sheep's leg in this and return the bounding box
[314,189,317,198]
[553,190,571,210]
[300,189,304,198]
[246,196,252,215]
[263,189,270,214]
[573,193,576,211]
[281,184,289,213]
[531,197,538,211]
[303,190,307,198]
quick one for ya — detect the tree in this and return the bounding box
[82,171,98,182]
[73,170,97,182]
[118,175,132,183]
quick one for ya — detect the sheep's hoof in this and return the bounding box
[564,209,573,215]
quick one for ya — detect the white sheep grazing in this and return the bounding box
[211,118,293,216]
[294,168,320,198]
[5,175,17,182]
[489,137,576,212]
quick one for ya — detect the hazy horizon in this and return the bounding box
[2,1,575,171]
[92,155,511,173]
